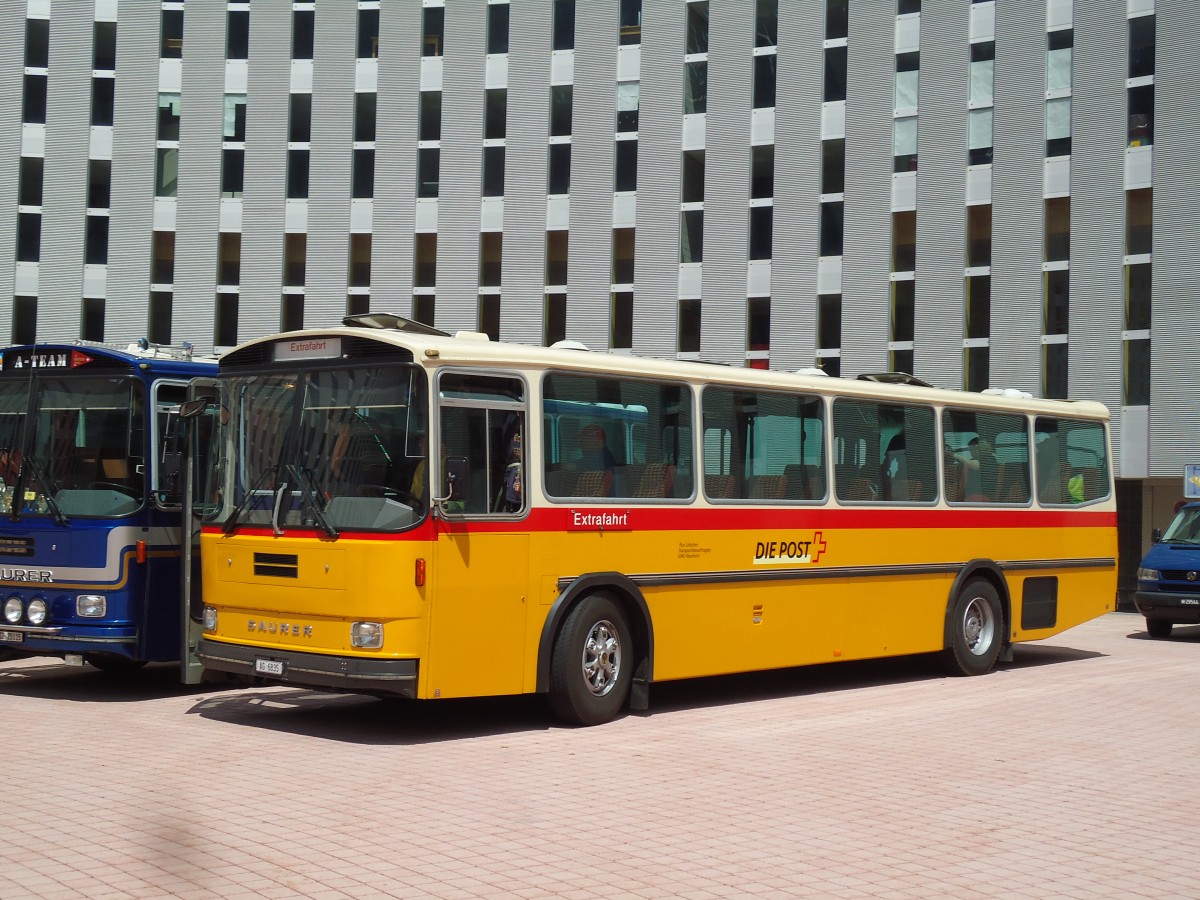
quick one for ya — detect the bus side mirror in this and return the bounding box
[178,397,211,419]
[444,456,468,503]
[1151,528,1162,544]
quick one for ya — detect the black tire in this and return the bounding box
[1145,618,1173,639]
[548,593,632,726]
[941,578,1004,676]
[84,654,149,675]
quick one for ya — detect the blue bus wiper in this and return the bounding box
[223,464,280,536]
[284,465,339,540]
[16,453,68,526]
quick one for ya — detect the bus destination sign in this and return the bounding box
[2,349,95,370]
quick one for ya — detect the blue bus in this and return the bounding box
[0,341,216,672]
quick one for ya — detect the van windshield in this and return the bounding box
[1161,507,1200,545]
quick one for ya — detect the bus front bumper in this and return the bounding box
[196,638,418,698]
[1134,590,1200,625]
[0,624,139,658]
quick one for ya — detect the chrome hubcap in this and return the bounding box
[962,596,995,656]
[582,619,621,697]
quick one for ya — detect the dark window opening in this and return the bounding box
[749,206,773,261]
[149,292,173,345]
[686,2,709,55]
[289,93,311,142]
[753,54,777,109]
[820,202,844,257]
[349,234,371,289]
[966,275,990,340]
[85,216,109,266]
[485,89,507,140]
[892,280,915,342]
[221,148,245,198]
[161,9,184,59]
[892,211,915,272]
[1128,84,1154,147]
[553,0,575,51]
[94,21,117,70]
[287,149,310,199]
[284,233,306,287]
[423,7,444,57]
[821,139,845,194]
[419,91,442,142]
[292,9,314,59]
[1045,270,1069,335]
[11,296,36,345]
[215,295,239,348]
[682,149,705,203]
[227,9,249,60]
[480,233,502,287]
[619,0,641,45]
[548,144,571,195]
[748,297,770,354]
[615,141,638,192]
[612,228,635,284]
[355,92,377,142]
[967,205,992,268]
[152,231,175,284]
[487,3,509,55]
[281,295,304,332]
[680,210,703,264]
[755,0,778,47]
[357,7,379,59]
[352,149,375,199]
[92,78,115,126]
[612,292,633,349]
[824,46,847,102]
[550,85,572,136]
[417,148,440,198]
[413,295,435,328]
[1129,15,1155,79]
[217,232,241,286]
[26,18,49,69]
[81,298,106,342]
[23,74,47,124]
[479,296,501,342]
[546,231,568,285]
[685,61,707,114]
[751,145,773,199]
[827,0,848,39]
[88,159,111,209]
[482,146,505,197]
[19,157,44,208]
[17,213,41,263]
[545,293,566,345]
[414,234,437,288]
[679,299,701,353]
[818,295,841,350]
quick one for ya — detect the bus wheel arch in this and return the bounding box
[538,573,654,724]
[941,561,1009,676]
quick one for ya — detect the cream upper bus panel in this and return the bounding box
[220,328,1111,424]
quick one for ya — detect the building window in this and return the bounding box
[84,216,109,266]
[479,296,501,342]
[155,148,178,197]
[161,8,184,59]
[1045,270,1069,335]
[684,61,707,115]
[612,292,633,350]
[12,295,36,345]
[158,93,181,141]
[223,94,247,142]
[894,116,918,172]
[817,295,841,350]
[546,231,568,286]
[284,233,306,287]
[487,2,509,55]
[357,7,379,59]
[215,295,239,348]
[152,231,175,284]
[81,298,106,342]
[355,92,376,142]
[1125,341,1150,406]
[615,141,637,192]
[352,149,375,199]
[820,202,844,257]
[23,74,47,124]
[413,295,435,327]
[19,157,43,208]
[1128,84,1154,147]
[682,149,705,203]
[968,109,993,165]
[895,52,919,111]
[25,18,49,69]
[827,0,848,39]
[749,206,772,261]
[824,47,847,102]
[821,139,845,194]
[281,295,304,332]
[892,211,915,272]
[423,7,444,57]
[1127,189,1152,256]
[1126,264,1151,332]
[1045,198,1070,262]
[480,233,502,287]
[616,82,639,132]
[550,85,572,136]
[965,347,989,393]
[88,159,111,209]
[91,78,115,127]
[1043,344,1068,399]
[419,91,442,141]
[287,149,310,199]
[679,299,701,353]
[967,204,991,268]
[612,228,635,284]
[17,213,41,263]
[485,89,507,140]
[221,149,244,198]
[970,41,994,105]
[892,280,915,342]
[748,297,770,364]
[1046,98,1071,157]
[687,2,709,54]
[349,234,371,288]
[292,8,314,60]
[966,275,990,340]
[417,148,440,198]
[545,293,567,345]
[284,93,309,144]
[553,0,575,51]
[94,21,117,70]
[227,8,249,60]
[548,144,571,195]
[1129,15,1155,79]
[217,232,240,285]
[753,55,777,109]
[149,292,173,345]
[755,0,777,47]
[1125,263,1151,405]
[414,234,437,288]
[680,210,703,263]
[1047,30,1072,93]
[619,0,641,45]
[346,295,369,317]
[482,146,505,197]
[897,0,919,15]
[751,145,774,200]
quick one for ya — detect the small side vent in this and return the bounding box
[1021,577,1058,630]
[0,537,35,557]
[254,552,298,578]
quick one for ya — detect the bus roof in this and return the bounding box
[0,341,218,376]
[222,326,1111,421]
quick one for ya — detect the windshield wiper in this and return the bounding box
[223,464,281,536]
[283,465,339,540]
[14,453,68,526]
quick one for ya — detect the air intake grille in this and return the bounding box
[254,552,298,578]
[0,537,35,557]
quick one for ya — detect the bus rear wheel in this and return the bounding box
[941,579,1003,676]
[548,593,632,726]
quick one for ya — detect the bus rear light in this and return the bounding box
[26,598,47,625]
[350,621,383,649]
[203,606,218,631]
[415,558,426,587]
[77,595,106,617]
[4,596,21,624]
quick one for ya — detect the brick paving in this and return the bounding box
[0,611,1197,899]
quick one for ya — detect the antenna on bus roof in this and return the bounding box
[341,313,451,337]
[856,372,933,387]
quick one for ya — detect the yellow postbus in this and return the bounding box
[190,316,1116,725]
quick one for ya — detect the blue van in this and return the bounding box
[1135,501,1200,638]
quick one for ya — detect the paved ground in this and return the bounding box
[0,611,1197,899]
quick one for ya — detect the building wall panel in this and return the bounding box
[0,13,27,337]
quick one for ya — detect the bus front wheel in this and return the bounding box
[941,579,1003,676]
[548,593,632,726]
[1145,618,1173,639]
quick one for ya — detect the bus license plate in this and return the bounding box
[1181,597,1200,605]
[254,658,285,676]
[0,630,24,643]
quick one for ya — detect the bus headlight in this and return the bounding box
[1137,567,1160,582]
[77,595,106,617]
[4,597,21,624]
[26,598,47,626]
[350,621,383,649]
[203,606,218,631]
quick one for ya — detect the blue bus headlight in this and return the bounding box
[77,595,106,617]
[203,606,218,631]
[1137,567,1160,582]
[26,598,47,626]
[350,622,383,649]
[4,597,21,624]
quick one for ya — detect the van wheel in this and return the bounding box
[84,654,148,675]
[941,579,1003,676]
[548,593,632,726]
[1145,618,1173,639]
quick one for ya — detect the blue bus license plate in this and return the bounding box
[0,630,24,643]
[254,658,285,676]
